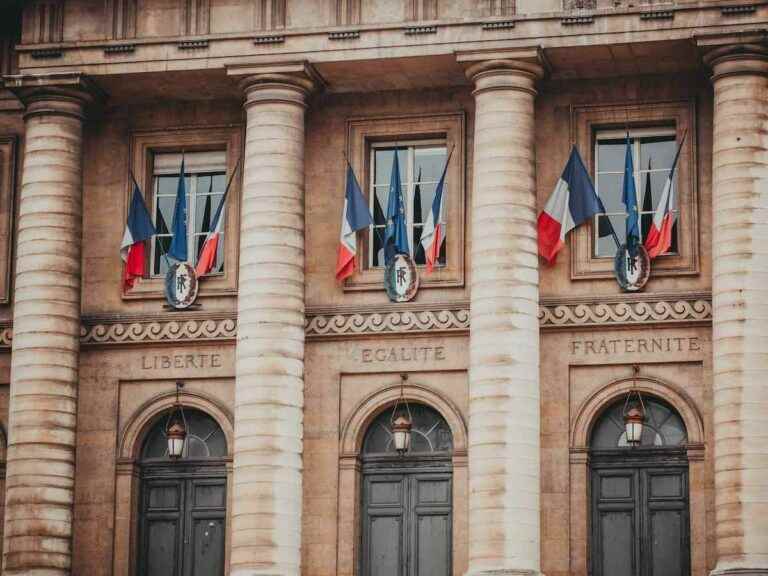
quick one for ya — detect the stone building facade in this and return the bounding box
[0,1,766,575]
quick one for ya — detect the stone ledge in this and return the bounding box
[0,295,712,349]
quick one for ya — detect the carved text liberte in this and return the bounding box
[142,353,223,370]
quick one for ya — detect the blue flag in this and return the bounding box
[168,158,188,262]
[383,150,409,265]
[621,135,640,255]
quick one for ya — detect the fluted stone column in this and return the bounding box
[464,57,544,575]
[705,44,768,576]
[230,66,314,576]
[2,75,97,575]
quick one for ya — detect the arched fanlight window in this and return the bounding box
[363,403,453,456]
[590,396,687,450]
[141,408,227,461]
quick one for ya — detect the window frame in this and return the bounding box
[368,140,448,269]
[125,125,242,300]
[569,101,698,279]
[345,112,465,291]
[593,127,679,258]
[150,154,228,279]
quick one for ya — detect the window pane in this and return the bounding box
[153,236,172,275]
[596,173,624,212]
[596,214,625,257]
[194,193,224,233]
[413,224,425,265]
[372,226,385,267]
[156,175,179,195]
[414,147,447,182]
[374,148,408,186]
[412,181,437,226]
[596,140,625,172]
[373,185,388,226]
[155,196,174,235]
[640,136,675,170]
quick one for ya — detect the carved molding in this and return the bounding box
[538,297,712,329]
[0,295,713,349]
[80,314,237,346]
[306,307,471,338]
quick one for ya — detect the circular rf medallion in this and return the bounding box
[614,243,651,292]
[164,262,199,309]
[385,253,419,303]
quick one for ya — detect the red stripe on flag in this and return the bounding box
[335,243,356,281]
[124,242,146,290]
[425,224,442,274]
[195,233,220,277]
[645,214,674,259]
[537,211,564,265]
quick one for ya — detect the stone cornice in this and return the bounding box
[12,4,768,79]
[0,293,713,349]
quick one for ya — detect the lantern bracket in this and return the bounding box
[390,374,414,456]
[621,365,646,416]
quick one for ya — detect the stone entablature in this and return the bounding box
[12,2,767,80]
[0,294,710,349]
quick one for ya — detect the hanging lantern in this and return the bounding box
[623,405,645,445]
[392,414,413,454]
[390,374,413,456]
[165,382,188,459]
[622,366,646,447]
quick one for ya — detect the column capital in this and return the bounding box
[226,61,322,109]
[456,48,546,97]
[696,33,768,81]
[3,72,105,120]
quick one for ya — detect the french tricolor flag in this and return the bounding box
[195,190,227,277]
[538,146,604,265]
[420,149,452,273]
[336,164,373,281]
[645,132,685,259]
[120,180,156,290]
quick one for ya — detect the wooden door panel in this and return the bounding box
[414,513,451,576]
[649,509,684,576]
[145,519,180,576]
[598,510,635,576]
[368,515,403,576]
[190,517,225,576]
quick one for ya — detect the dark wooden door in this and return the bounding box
[139,471,226,576]
[362,469,452,576]
[591,463,689,576]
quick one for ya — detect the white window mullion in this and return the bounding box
[406,147,415,257]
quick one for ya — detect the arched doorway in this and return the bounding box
[589,396,690,576]
[360,403,454,576]
[137,408,227,576]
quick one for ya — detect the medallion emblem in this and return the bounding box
[614,243,650,292]
[385,253,419,303]
[164,262,199,309]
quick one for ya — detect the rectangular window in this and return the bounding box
[369,142,448,268]
[594,129,678,258]
[151,151,227,277]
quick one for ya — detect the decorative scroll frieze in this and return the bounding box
[306,307,471,338]
[79,314,237,346]
[538,297,712,329]
[0,296,713,349]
